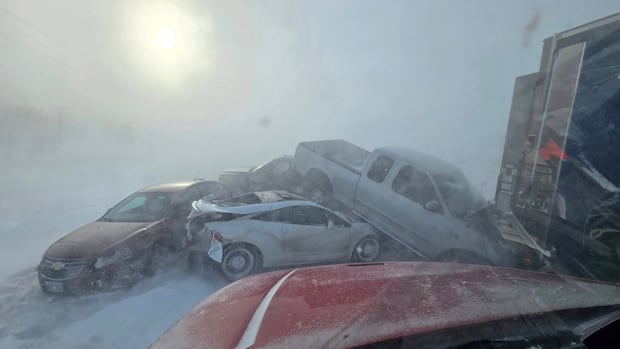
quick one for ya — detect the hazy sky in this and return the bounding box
[2,0,620,195]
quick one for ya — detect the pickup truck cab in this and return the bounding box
[295,140,508,265]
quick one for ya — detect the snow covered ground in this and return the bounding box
[0,266,227,349]
[0,161,231,349]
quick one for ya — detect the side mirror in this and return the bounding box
[424,200,441,212]
[327,220,334,229]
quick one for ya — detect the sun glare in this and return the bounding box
[156,27,176,49]
[124,1,215,87]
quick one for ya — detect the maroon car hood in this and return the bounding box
[45,221,155,258]
[151,262,620,349]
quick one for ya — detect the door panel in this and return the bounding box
[355,154,395,222]
[279,206,350,263]
[373,163,459,259]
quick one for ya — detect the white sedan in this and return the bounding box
[187,191,380,280]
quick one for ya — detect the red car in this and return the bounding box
[150,262,620,349]
[38,180,231,294]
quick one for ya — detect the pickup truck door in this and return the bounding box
[354,154,396,223]
[372,163,456,259]
[279,205,351,264]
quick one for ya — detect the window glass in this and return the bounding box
[251,210,280,222]
[199,182,230,200]
[273,160,291,175]
[367,156,394,183]
[281,206,327,226]
[181,186,202,203]
[102,192,172,222]
[324,211,350,227]
[392,166,441,211]
[118,196,145,213]
[433,172,486,218]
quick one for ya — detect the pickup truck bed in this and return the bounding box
[298,140,369,175]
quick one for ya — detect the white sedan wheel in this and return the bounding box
[221,245,258,281]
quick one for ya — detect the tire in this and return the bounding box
[308,186,329,204]
[302,172,332,204]
[352,236,381,262]
[220,244,260,281]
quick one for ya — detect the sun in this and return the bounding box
[156,27,176,49]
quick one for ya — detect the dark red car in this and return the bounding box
[38,180,231,294]
[150,262,620,348]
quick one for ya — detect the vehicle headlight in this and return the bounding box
[94,247,133,269]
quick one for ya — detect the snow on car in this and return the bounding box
[187,191,380,280]
[149,262,620,349]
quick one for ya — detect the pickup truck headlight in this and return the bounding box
[94,247,133,269]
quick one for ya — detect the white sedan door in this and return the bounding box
[279,205,351,264]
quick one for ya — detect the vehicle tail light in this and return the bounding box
[212,230,223,242]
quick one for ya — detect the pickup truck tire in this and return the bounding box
[352,236,381,262]
[302,170,333,204]
[220,244,261,281]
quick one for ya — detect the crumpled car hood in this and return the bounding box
[45,221,155,258]
[191,200,269,217]
[150,262,620,349]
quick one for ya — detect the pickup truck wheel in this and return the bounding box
[220,245,260,281]
[309,187,328,204]
[353,236,381,262]
[302,172,333,204]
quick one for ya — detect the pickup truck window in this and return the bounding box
[433,173,486,219]
[392,165,442,213]
[367,156,395,183]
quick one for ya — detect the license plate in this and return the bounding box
[44,280,64,293]
[207,236,223,263]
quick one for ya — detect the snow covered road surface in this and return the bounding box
[0,164,231,349]
[0,266,228,349]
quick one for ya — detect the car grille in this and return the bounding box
[39,256,87,281]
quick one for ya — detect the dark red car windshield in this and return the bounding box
[101,192,172,222]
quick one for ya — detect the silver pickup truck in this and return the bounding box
[295,140,513,266]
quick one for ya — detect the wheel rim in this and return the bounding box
[356,238,380,262]
[223,249,254,277]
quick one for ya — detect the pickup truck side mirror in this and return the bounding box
[424,200,441,213]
